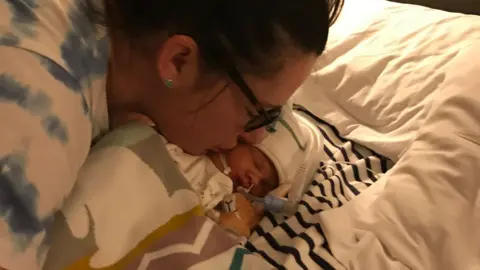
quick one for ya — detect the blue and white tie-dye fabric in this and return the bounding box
[0,0,109,268]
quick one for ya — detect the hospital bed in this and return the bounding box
[43,0,480,269]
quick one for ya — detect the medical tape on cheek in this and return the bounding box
[219,154,231,175]
[246,184,254,193]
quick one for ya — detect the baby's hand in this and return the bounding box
[218,211,251,238]
[218,193,264,237]
[233,193,264,228]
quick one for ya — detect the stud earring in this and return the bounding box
[266,122,277,133]
[165,79,173,88]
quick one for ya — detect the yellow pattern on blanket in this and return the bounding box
[43,122,271,270]
[43,123,205,269]
[65,206,204,270]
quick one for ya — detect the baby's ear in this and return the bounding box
[269,183,291,198]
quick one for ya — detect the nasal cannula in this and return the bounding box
[237,161,382,216]
[238,186,297,215]
[234,161,314,216]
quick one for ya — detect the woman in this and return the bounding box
[0,0,343,268]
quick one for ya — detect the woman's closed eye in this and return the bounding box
[246,106,259,119]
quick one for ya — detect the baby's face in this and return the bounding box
[225,144,279,197]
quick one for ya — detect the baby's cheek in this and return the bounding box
[225,155,243,174]
[250,186,266,197]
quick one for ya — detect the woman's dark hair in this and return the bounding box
[96,0,343,76]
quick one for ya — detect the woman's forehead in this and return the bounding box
[246,55,316,106]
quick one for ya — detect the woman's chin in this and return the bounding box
[183,146,210,156]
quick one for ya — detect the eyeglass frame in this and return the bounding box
[227,68,282,133]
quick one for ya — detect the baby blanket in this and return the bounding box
[43,123,271,269]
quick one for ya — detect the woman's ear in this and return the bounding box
[156,35,201,89]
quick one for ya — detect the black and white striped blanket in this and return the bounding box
[246,107,394,269]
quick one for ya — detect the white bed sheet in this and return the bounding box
[293,0,480,162]
[319,41,480,269]
[293,0,480,269]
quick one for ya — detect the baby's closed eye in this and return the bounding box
[254,159,266,174]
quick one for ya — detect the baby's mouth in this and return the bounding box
[231,175,247,190]
[238,176,252,189]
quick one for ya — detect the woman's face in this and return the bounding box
[112,36,316,155]
[177,59,315,155]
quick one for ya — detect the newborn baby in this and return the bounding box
[165,137,285,238]
[211,144,279,196]
[165,103,324,238]
[208,144,281,238]
[90,102,323,239]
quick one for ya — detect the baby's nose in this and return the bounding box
[239,129,267,144]
[246,171,262,187]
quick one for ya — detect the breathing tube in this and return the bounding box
[237,159,313,216]
[237,166,311,216]
[218,146,303,215]
[237,112,321,216]
[239,188,298,215]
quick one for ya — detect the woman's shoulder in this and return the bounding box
[91,122,159,150]
[2,0,111,142]
[2,0,109,89]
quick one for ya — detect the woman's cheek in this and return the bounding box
[239,128,267,144]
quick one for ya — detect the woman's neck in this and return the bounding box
[106,60,145,129]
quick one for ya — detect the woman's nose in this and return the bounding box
[239,128,267,144]
[220,134,241,150]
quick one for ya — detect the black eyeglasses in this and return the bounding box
[228,68,282,133]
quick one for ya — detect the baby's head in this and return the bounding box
[225,143,279,197]
[225,105,310,198]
